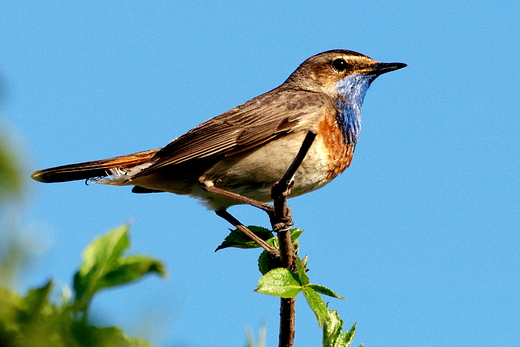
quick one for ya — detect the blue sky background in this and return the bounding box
[1,1,519,346]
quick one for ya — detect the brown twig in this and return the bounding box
[270,130,316,347]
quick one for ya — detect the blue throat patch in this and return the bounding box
[334,73,376,145]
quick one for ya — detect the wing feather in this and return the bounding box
[133,87,331,178]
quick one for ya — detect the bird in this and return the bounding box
[31,50,406,215]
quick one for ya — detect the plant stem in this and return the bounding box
[277,227,296,347]
[279,297,296,347]
[272,130,316,347]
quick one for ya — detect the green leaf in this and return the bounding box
[302,286,328,327]
[322,310,357,347]
[79,224,130,277]
[73,225,131,309]
[290,228,304,243]
[73,224,165,311]
[256,268,301,298]
[23,280,53,315]
[323,310,342,347]
[0,285,24,332]
[295,256,310,285]
[215,226,274,251]
[97,255,166,288]
[0,226,158,347]
[257,250,271,275]
[256,230,305,275]
[307,284,346,300]
[294,256,346,327]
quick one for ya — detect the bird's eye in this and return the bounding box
[331,58,348,72]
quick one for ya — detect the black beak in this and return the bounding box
[371,62,407,75]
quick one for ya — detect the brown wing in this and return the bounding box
[133,87,332,178]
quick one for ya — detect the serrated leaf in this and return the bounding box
[215,226,274,251]
[338,323,357,347]
[307,284,346,300]
[302,286,328,327]
[256,268,301,298]
[323,310,343,347]
[336,322,357,347]
[258,250,271,275]
[323,310,357,347]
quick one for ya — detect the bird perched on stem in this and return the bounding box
[31,50,406,213]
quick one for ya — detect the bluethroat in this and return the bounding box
[32,50,406,214]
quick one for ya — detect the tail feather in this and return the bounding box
[31,149,160,183]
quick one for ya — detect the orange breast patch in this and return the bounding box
[317,113,355,180]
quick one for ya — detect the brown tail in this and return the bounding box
[31,149,160,183]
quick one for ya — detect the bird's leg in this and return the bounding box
[215,209,279,258]
[200,179,275,216]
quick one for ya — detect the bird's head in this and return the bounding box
[285,50,406,102]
